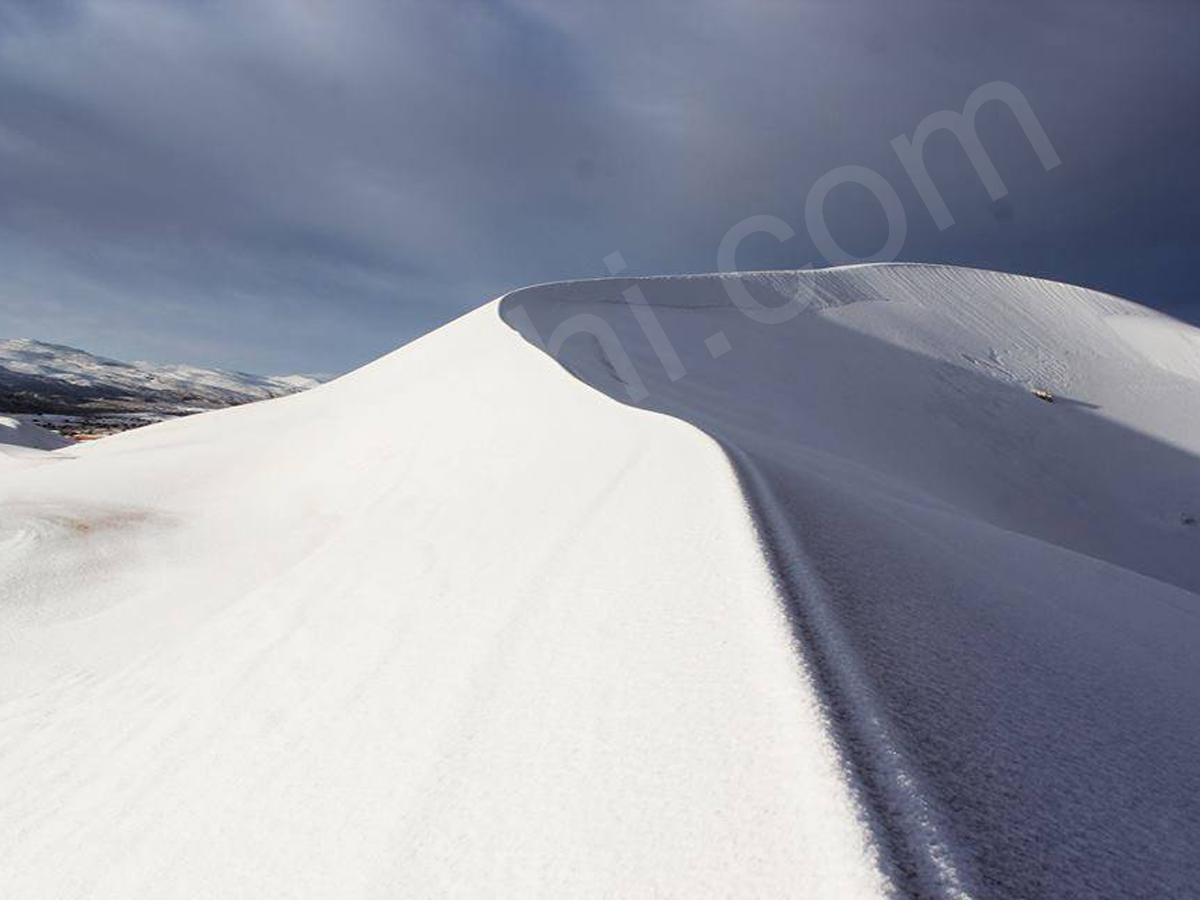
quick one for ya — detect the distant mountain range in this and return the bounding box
[0,338,321,416]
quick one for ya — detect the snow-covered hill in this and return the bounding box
[503,264,1200,898]
[0,338,320,415]
[0,414,72,467]
[2,265,1198,898]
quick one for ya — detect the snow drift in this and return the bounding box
[2,263,1198,898]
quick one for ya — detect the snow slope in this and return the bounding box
[3,264,1197,899]
[0,305,882,898]
[503,263,1200,899]
[0,338,320,414]
[0,414,71,452]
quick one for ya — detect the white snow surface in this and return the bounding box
[503,263,1200,899]
[0,414,71,452]
[0,304,883,898]
[4,263,1199,899]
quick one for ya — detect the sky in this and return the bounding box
[0,0,1197,375]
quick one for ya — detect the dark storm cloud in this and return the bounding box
[0,0,1196,372]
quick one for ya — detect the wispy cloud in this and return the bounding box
[0,0,1196,371]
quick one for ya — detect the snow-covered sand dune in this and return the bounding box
[504,263,1200,899]
[0,414,72,451]
[2,264,1198,898]
[0,304,881,897]
[0,414,72,466]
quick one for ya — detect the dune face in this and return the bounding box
[3,264,1197,899]
[0,414,72,455]
[502,264,1200,899]
[0,306,882,898]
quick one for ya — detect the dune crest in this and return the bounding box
[503,263,1200,898]
[0,302,882,899]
